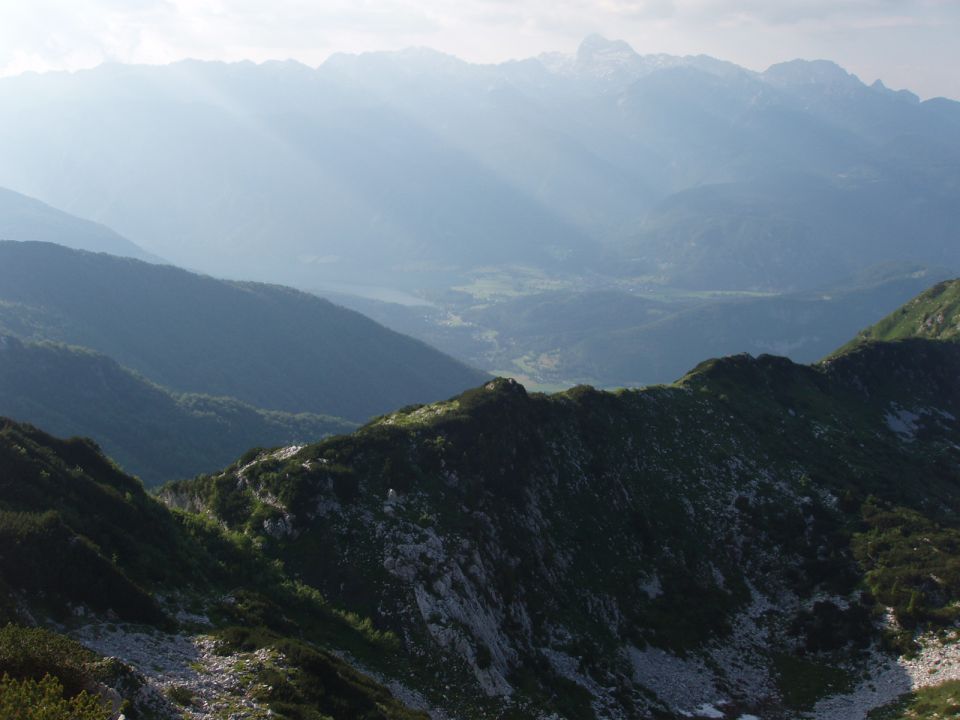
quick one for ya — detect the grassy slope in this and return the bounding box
[837,278,960,352]
[0,336,355,485]
[869,680,960,719]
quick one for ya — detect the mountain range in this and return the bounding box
[2,280,960,718]
[0,37,956,293]
[1,36,957,401]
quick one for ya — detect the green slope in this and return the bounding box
[839,278,960,350]
[869,681,960,719]
[0,336,355,485]
[0,241,488,421]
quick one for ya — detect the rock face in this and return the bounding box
[180,336,960,718]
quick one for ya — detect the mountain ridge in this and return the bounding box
[0,241,488,421]
[0,186,157,261]
[0,334,356,485]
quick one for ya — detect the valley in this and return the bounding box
[331,263,953,391]
[0,24,958,720]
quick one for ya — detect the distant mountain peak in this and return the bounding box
[537,35,629,74]
[870,78,921,104]
[763,58,863,90]
[540,35,748,88]
[576,33,638,62]
[538,35,660,88]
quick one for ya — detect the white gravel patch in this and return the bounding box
[72,623,273,720]
[272,445,305,462]
[812,632,960,720]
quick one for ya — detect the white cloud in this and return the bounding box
[675,0,952,25]
[0,0,956,97]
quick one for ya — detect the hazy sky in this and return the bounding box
[0,0,956,99]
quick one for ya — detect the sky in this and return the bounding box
[0,0,956,99]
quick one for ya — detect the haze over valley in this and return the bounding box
[1,35,957,389]
[1,11,960,720]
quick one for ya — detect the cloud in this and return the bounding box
[0,0,956,97]
[675,0,957,26]
[594,0,676,20]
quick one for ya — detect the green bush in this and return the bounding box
[167,684,195,706]
[0,673,110,720]
[853,500,960,630]
[869,680,960,719]
[0,625,98,697]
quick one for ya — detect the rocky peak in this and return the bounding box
[871,78,921,104]
[576,34,639,64]
[763,58,864,92]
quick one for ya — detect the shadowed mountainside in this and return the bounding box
[0,241,488,422]
[0,336,355,485]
